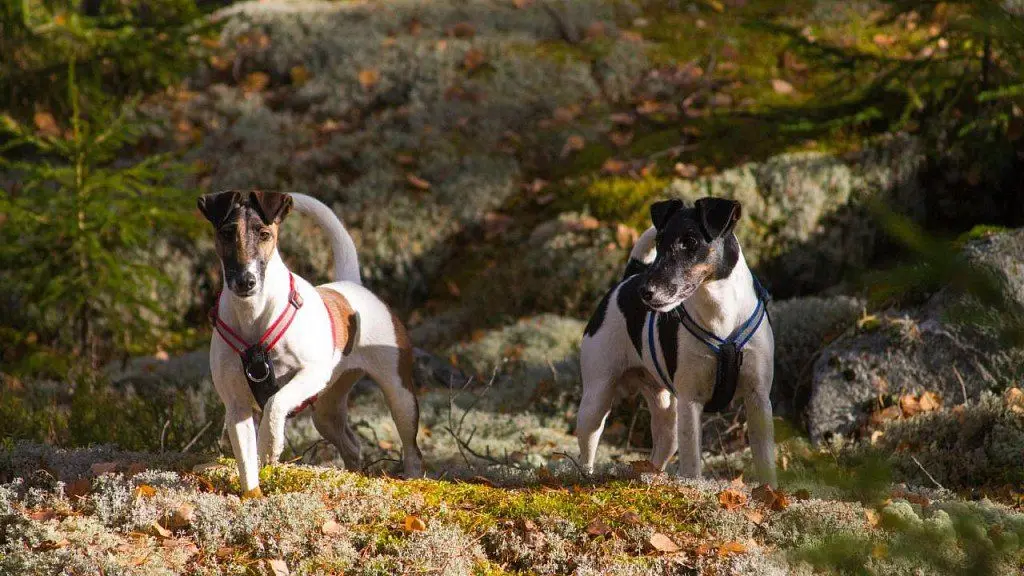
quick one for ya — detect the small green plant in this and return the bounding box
[0,64,198,368]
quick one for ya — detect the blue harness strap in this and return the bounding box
[647,276,770,412]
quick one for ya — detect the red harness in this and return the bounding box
[209,273,320,417]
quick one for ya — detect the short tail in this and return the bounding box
[622,226,657,280]
[289,193,362,285]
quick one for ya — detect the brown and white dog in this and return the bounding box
[198,190,422,497]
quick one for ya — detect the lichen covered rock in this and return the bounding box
[669,134,924,296]
[807,228,1024,442]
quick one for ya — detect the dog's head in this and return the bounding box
[639,197,741,311]
[197,190,293,298]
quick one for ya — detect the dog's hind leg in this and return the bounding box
[577,376,618,474]
[639,383,677,471]
[360,329,424,478]
[312,370,364,470]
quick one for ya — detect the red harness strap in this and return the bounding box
[210,274,315,417]
[209,273,304,355]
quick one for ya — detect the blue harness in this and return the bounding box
[647,276,770,412]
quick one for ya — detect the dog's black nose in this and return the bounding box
[241,272,257,292]
[639,285,655,302]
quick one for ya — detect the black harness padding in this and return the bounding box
[705,341,741,413]
[242,344,277,409]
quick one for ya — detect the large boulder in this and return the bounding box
[668,134,924,297]
[806,228,1024,442]
[768,295,864,420]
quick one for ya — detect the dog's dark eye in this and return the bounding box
[259,230,272,242]
[682,236,698,250]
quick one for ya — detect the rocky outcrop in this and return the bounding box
[806,228,1024,442]
[669,134,924,297]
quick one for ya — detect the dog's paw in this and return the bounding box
[241,486,264,500]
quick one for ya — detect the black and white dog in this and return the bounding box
[577,197,776,484]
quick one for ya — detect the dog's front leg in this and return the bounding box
[675,386,704,478]
[211,359,262,497]
[257,368,332,466]
[743,351,777,486]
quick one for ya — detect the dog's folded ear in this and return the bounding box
[650,199,685,230]
[695,197,741,241]
[197,191,242,227]
[249,191,294,224]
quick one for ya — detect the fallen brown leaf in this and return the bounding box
[1005,387,1024,413]
[321,519,344,535]
[91,462,119,476]
[33,111,60,137]
[267,558,290,576]
[65,478,91,500]
[629,460,659,475]
[648,532,681,553]
[744,509,765,524]
[242,72,270,93]
[404,514,427,532]
[166,503,194,529]
[448,22,475,38]
[899,394,921,417]
[718,540,747,556]
[358,68,380,90]
[585,518,612,537]
[620,510,642,525]
[872,33,895,47]
[918,391,941,412]
[135,484,157,499]
[771,78,794,95]
[601,158,628,175]
[560,134,586,157]
[751,484,789,511]
[406,174,431,190]
[865,508,880,527]
[290,66,311,87]
[674,163,698,178]
[717,489,747,510]
[463,48,486,71]
[794,489,811,501]
[870,405,902,426]
[585,21,606,40]
[27,509,57,522]
[149,521,172,539]
[216,546,235,559]
[609,112,635,126]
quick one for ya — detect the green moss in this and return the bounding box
[956,225,1012,247]
[563,176,668,229]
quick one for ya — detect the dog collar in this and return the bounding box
[648,275,770,412]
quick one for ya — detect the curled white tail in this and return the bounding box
[630,226,658,264]
[289,193,362,285]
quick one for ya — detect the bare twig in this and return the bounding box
[181,420,213,453]
[552,451,587,479]
[361,456,402,473]
[159,420,171,454]
[910,455,945,491]
[953,365,969,405]
[445,369,526,471]
[300,439,325,464]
